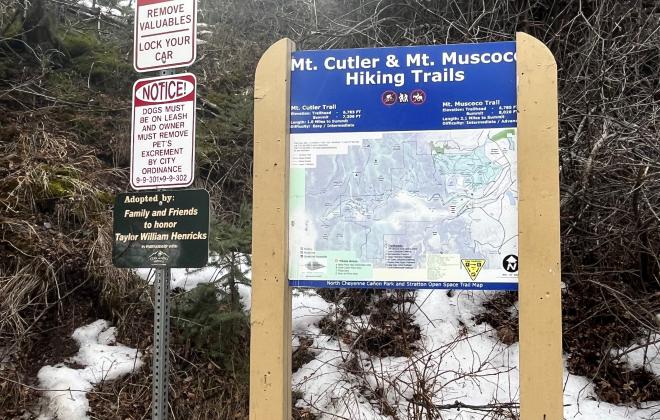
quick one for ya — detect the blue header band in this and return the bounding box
[291,42,516,133]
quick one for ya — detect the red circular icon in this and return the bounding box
[410,89,426,105]
[381,90,397,105]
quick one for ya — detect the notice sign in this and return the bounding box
[288,42,518,290]
[131,73,196,190]
[113,189,209,268]
[133,0,196,72]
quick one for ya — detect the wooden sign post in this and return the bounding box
[517,32,563,419]
[250,38,295,420]
[250,33,562,419]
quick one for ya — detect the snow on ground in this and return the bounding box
[564,370,659,420]
[136,266,222,291]
[36,257,250,419]
[76,0,212,45]
[295,335,385,419]
[50,259,658,419]
[78,0,132,17]
[290,289,660,419]
[292,290,333,349]
[135,254,252,309]
[37,320,143,420]
[614,333,660,377]
[293,291,333,335]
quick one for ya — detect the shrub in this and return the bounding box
[173,283,250,376]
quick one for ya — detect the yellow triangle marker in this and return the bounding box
[461,259,486,281]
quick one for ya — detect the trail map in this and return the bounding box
[288,43,518,289]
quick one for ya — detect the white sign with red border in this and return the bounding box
[133,0,197,72]
[131,73,196,190]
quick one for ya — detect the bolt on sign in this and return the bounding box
[133,0,197,72]
[113,189,209,268]
[131,73,196,190]
[288,43,518,290]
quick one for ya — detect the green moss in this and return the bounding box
[53,165,79,178]
[38,165,80,198]
[58,30,132,92]
[71,48,133,92]
[95,191,114,205]
[47,178,74,198]
[61,32,98,58]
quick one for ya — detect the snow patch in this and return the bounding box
[37,320,143,420]
[564,368,660,419]
[135,266,221,290]
[614,333,660,377]
[291,290,660,419]
[292,290,333,335]
[135,256,253,311]
[77,0,129,17]
[237,283,252,311]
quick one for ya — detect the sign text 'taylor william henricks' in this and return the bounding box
[133,0,197,72]
[113,189,209,268]
[131,73,196,190]
[288,42,518,290]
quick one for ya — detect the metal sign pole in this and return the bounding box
[131,0,198,415]
[151,68,175,420]
[152,267,171,420]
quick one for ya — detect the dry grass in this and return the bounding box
[0,114,142,416]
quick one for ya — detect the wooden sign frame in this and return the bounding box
[250,33,562,420]
[250,38,295,420]
[517,32,563,419]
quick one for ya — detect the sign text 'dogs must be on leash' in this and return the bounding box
[131,73,196,190]
[113,189,209,268]
[133,0,196,72]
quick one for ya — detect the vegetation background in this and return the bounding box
[0,0,658,418]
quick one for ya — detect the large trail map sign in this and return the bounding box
[288,42,518,290]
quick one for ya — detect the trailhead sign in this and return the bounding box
[131,73,196,190]
[113,189,209,268]
[288,42,518,290]
[133,0,197,72]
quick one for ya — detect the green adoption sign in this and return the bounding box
[113,189,209,268]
